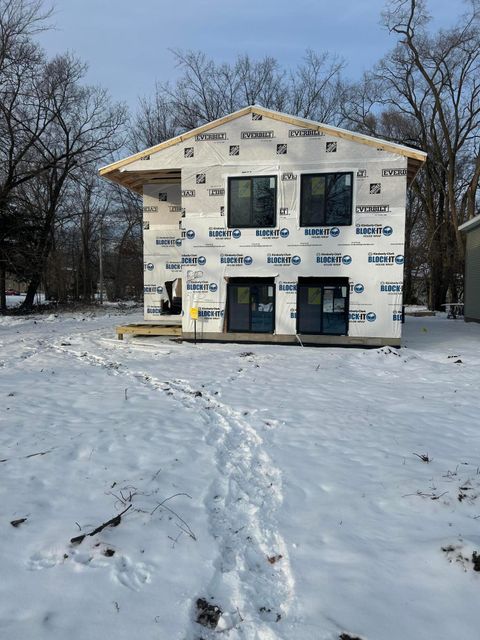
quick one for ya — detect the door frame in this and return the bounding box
[296,277,349,335]
[227,277,276,333]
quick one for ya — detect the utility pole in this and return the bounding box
[99,222,104,305]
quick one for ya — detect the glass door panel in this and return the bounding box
[297,286,322,334]
[251,284,274,333]
[297,279,348,335]
[228,280,275,333]
[228,285,250,332]
[322,285,347,334]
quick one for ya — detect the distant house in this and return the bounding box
[99,106,426,346]
[459,214,480,322]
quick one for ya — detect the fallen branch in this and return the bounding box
[11,518,27,527]
[70,505,132,545]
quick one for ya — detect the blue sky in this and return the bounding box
[38,0,467,110]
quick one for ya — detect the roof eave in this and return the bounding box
[459,214,480,233]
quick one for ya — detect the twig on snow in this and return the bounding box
[402,490,448,500]
[413,452,431,463]
[151,467,162,481]
[150,493,196,540]
[1,449,54,463]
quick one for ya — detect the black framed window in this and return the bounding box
[297,278,349,335]
[228,176,277,228]
[300,172,353,227]
[227,278,275,333]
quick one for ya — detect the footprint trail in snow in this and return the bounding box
[48,339,295,638]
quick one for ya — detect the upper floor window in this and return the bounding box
[228,176,277,228]
[300,172,353,227]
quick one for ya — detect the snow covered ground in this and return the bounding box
[1,309,479,640]
[5,293,46,309]
[5,293,26,308]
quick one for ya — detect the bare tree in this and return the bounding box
[0,0,51,74]
[289,49,347,125]
[235,54,287,111]
[108,188,143,301]
[4,52,127,309]
[129,85,178,151]
[164,50,233,129]
[0,1,52,308]
[135,49,346,148]
[343,0,480,308]
[383,0,480,241]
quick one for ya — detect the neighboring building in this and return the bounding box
[459,214,480,322]
[99,106,426,346]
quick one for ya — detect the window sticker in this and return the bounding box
[311,177,325,196]
[270,177,276,189]
[323,288,334,312]
[237,287,250,304]
[345,174,351,186]
[308,287,322,305]
[238,181,251,198]
[268,286,274,297]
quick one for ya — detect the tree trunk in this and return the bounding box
[20,208,56,311]
[23,273,42,309]
[0,258,6,312]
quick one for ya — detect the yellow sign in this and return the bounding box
[190,307,199,320]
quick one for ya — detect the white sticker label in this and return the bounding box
[345,174,351,186]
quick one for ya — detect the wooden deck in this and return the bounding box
[116,323,182,340]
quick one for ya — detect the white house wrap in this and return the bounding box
[100,106,426,346]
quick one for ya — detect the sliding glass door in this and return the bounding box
[227,278,275,333]
[297,278,348,335]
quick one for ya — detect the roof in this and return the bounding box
[459,214,480,233]
[99,105,427,194]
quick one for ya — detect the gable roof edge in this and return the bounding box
[251,105,427,162]
[99,105,254,176]
[99,104,427,179]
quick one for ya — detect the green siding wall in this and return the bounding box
[465,225,480,321]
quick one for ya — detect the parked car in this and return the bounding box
[5,289,21,295]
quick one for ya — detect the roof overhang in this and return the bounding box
[103,168,181,195]
[459,214,480,233]
[99,105,427,193]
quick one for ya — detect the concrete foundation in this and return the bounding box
[182,331,401,348]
